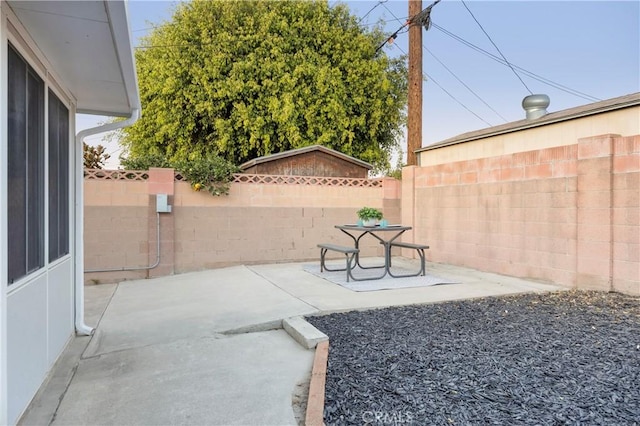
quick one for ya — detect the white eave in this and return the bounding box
[7,0,139,117]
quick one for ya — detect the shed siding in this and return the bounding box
[244,151,368,178]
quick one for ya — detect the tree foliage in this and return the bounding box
[174,152,239,196]
[83,143,110,169]
[121,0,407,172]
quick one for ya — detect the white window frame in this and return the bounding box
[4,10,76,294]
[47,87,72,265]
[0,6,8,425]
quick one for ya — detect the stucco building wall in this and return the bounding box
[418,98,640,166]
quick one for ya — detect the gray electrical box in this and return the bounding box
[156,194,172,213]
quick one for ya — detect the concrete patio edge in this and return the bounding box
[283,317,328,349]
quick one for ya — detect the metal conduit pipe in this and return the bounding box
[85,212,162,273]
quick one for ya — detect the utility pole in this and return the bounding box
[407,0,422,166]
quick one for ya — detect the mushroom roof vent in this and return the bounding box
[522,94,550,120]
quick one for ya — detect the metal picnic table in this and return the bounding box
[335,223,419,280]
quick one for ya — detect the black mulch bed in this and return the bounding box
[306,291,640,425]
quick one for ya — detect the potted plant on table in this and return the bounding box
[357,207,383,227]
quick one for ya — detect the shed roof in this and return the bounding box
[239,145,373,171]
[418,92,640,153]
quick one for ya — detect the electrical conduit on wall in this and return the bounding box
[84,211,162,273]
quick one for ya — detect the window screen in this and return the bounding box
[8,44,45,284]
[48,90,70,262]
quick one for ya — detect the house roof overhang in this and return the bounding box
[7,0,140,117]
[239,145,374,171]
[417,92,640,153]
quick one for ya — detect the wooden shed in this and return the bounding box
[239,145,373,178]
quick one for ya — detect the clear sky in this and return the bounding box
[79,0,640,167]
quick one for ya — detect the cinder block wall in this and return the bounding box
[610,136,639,294]
[407,134,639,295]
[84,180,150,283]
[84,173,401,283]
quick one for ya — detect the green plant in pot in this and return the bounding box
[357,207,383,227]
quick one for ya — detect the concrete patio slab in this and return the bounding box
[17,284,117,426]
[249,259,564,313]
[53,330,312,426]
[20,259,566,426]
[84,265,317,357]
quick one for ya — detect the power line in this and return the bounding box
[426,71,493,127]
[381,1,404,25]
[393,44,493,127]
[135,17,409,34]
[383,5,496,126]
[381,0,439,29]
[460,0,532,95]
[135,40,219,50]
[423,45,508,122]
[360,17,411,27]
[375,0,439,55]
[374,1,412,54]
[133,3,600,104]
[107,146,123,158]
[375,21,410,54]
[432,23,601,102]
[133,26,156,33]
[410,0,441,30]
[358,0,388,24]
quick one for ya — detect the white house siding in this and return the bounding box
[7,275,49,424]
[7,260,74,423]
[0,6,9,424]
[46,259,74,366]
[1,4,76,424]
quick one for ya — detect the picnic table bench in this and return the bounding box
[389,241,429,277]
[317,243,359,282]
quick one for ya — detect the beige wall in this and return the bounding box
[405,134,639,295]
[419,106,640,166]
[84,175,401,283]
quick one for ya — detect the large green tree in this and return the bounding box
[121,0,407,171]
